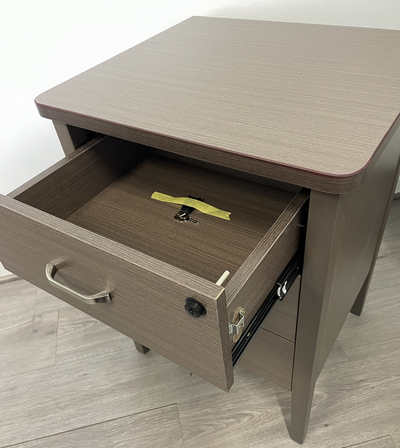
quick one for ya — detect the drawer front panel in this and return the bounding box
[239,328,294,390]
[0,194,233,391]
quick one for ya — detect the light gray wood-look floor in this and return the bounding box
[0,200,399,448]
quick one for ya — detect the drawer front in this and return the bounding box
[0,195,232,391]
[239,328,294,390]
[0,137,308,392]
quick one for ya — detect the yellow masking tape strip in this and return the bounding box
[151,192,231,221]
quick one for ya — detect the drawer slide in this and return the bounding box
[231,251,301,367]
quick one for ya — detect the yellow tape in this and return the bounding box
[151,192,231,221]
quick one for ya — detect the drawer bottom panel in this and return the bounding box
[238,328,294,390]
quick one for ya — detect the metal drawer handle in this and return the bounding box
[45,263,112,305]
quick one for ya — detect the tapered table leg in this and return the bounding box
[290,192,341,444]
[134,341,150,354]
[350,271,372,316]
[53,121,96,156]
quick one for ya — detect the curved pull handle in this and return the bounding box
[45,263,112,305]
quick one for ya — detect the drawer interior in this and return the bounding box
[66,155,295,283]
[12,137,298,286]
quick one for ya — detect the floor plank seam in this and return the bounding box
[54,310,60,365]
[175,403,187,448]
[2,361,59,382]
[390,434,399,446]
[0,403,180,448]
[343,434,395,448]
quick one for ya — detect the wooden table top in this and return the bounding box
[35,17,400,193]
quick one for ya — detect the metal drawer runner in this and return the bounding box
[232,251,301,367]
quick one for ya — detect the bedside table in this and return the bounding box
[0,17,399,444]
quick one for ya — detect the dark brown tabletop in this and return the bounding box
[35,17,400,193]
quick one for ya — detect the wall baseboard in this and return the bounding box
[394,192,400,200]
[0,274,19,285]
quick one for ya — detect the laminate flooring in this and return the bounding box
[0,200,399,448]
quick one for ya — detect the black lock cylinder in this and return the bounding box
[185,298,207,318]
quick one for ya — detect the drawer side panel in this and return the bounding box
[9,136,146,219]
[226,190,308,348]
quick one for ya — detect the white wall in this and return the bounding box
[1,0,400,277]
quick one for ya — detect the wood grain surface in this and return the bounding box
[9,136,146,219]
[0,312,58,378]
[0,281,57,379]
[35,17,400,193]
[53,121,96,156]
[289,124,400,442]
[238,328,294,390]
[0,346,201,447]
[66,153,295,283]
[313,123,400,378]
[226,189,307,346]
[8,405,185,448]
[0,194,233,391]
[55,305,134,365]
[343,436,396,448]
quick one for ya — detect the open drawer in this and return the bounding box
[0,136,308,391]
